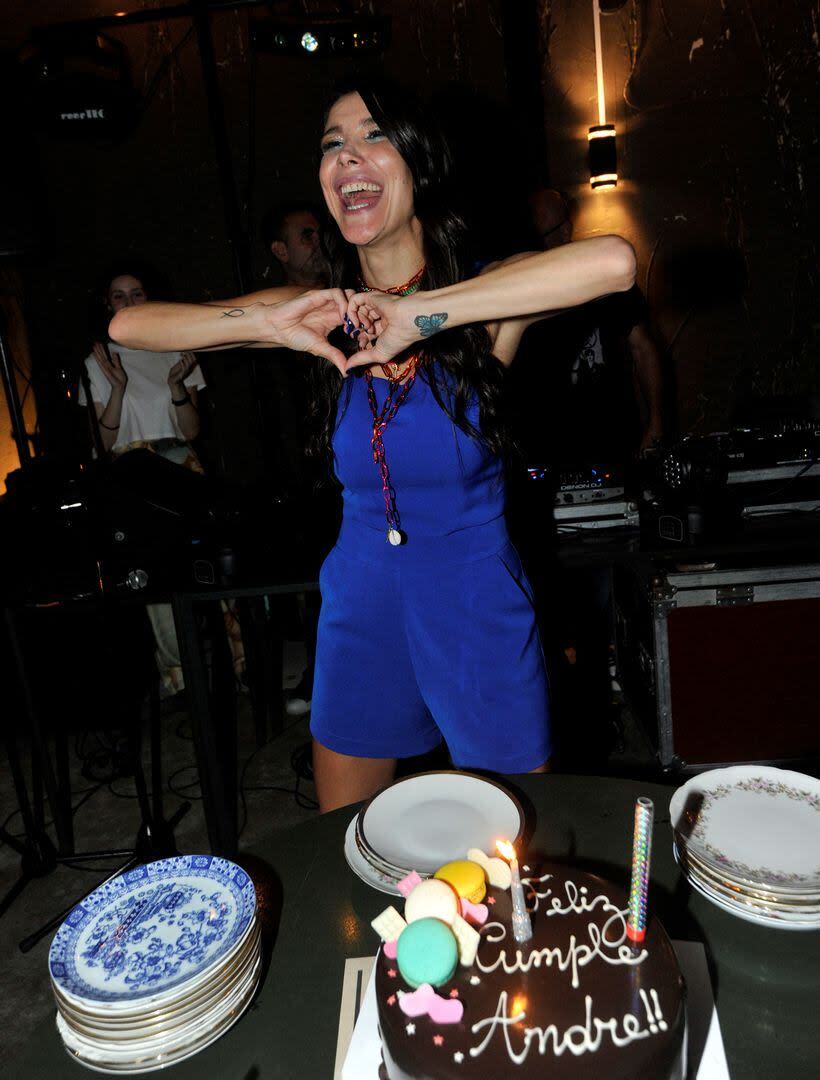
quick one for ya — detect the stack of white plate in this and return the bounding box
[670,765,820,931]
[344,771,524,894]
[49,855,261,1073]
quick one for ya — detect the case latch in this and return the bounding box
[716,584,754,606]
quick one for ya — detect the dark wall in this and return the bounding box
[0,0,815,472]
[0,1,515,477]
[538,0,817,433]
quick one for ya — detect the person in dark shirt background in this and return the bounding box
[507,189,665,769]
[258,202,330,497]
[258,201,335,717]
[509,188,663,466]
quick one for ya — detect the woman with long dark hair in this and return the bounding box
[111,81,636,811]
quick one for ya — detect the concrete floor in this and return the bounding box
[0,642,316,1072]
[0,642,659,1073]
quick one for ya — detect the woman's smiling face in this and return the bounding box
[319,92,416,248]
[107,275,147,311]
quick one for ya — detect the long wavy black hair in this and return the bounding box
[308,78,512,473]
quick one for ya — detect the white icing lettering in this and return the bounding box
[522,875,619,918]
[477,908,647,990]
[469,990,657,1064]
[639,988,658,1032]
[650,987,668,1031]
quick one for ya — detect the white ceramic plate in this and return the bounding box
[669,766,820,892]
[674,844,820,923]
[56,951,261,1072]
[674,845,820,931]
[359,771,523,876]
[58,962,259,1061]
[57,944,261,1059]
[674,840,820,909]
[56,927,262,1040]
[344,816,402,896]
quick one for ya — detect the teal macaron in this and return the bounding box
[396,917,459,989]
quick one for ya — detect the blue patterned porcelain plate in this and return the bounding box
[49,856,257,1005]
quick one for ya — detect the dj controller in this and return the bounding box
[524,421,820,539]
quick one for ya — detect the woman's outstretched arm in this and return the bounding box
[345,236,636,368]
[108,286,350,372]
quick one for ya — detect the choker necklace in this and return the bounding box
[359,263,425,298]
[360,264,426,545]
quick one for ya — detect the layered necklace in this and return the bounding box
[360,264,425,546]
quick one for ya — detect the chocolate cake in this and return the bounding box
[375,863,686,1079]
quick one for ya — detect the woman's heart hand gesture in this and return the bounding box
[343,291,449,370]
[259,289,351,373]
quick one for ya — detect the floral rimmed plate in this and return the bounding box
[673,845,820,931]
[670,766,820,892]
[675,840,820,906]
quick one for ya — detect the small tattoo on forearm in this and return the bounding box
[414,312,448,337]
[221,308,245,318]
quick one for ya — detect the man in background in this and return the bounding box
[261,201,328,290]
[512,188,663,464]
[256,200,330,497]
[258,201,332,718]
[508,189,665,769]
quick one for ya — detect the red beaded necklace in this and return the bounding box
[360,265,425,546]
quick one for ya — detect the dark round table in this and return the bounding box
[10,774,817,1078]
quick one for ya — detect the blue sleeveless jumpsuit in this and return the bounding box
[309,364,551,772]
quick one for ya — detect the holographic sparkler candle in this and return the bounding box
[626,796,654,943]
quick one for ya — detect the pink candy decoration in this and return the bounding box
[397,870,423,898]
[399,983,465,1025]
[459,898,489,926]
[383,939,398,960]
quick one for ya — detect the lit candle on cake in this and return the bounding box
[626,796,654,943]
[496,840,532,943]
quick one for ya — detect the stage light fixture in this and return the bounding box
[251,17,390,57]
[588,0,618,190]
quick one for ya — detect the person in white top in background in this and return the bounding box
[79,267,244,696]
[81,270,205,462]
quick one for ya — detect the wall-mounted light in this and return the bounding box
[588,124,617,189]
[588,1,617,190]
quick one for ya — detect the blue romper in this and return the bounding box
[309,364,551,773]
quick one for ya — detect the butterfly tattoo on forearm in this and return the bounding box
[414,313,448,338]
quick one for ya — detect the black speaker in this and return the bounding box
[18,29,140,142]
